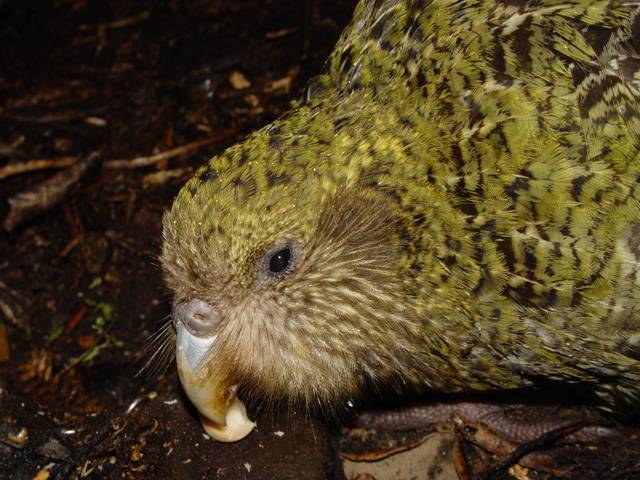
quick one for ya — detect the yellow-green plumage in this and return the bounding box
[162,0,640,412]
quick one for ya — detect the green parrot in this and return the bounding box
[161,0,640,440]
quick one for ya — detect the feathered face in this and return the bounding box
[161,145,422,419]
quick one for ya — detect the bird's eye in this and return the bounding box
[260,241,298,280]
[269,246,291,274]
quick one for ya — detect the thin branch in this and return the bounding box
[3,153,101,231]
[78,11,150,31]
[103,133,229,169]
[473,420,587,480]
[0,157,79,181]
[0,128,239,181]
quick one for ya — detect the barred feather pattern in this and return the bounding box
[163,0,640,411]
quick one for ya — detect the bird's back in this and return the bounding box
[165,0,640,410]
[312,0,640,406]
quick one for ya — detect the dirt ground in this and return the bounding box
[0,1,352,478]
[2,1,640,479]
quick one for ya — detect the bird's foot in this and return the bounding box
[340,401,620,479]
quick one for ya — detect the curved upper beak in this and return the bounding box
[173,300,255,442]
[175,321,230,425]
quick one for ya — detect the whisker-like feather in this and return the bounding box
[136,315,176,378]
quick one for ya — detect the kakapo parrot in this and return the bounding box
[161,0,640,441]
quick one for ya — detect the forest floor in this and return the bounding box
[1,1,640,479]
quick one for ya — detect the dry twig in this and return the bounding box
[3,153,101,231]
[0,129,238,182]
[78,11,150,31]
[103,130,236,169]
[0,157,79,181]
[472,420,587,480]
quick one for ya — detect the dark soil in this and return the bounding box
[3,1,640,480]
[0,1,354,478]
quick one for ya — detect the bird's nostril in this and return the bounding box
[173,299,219,337]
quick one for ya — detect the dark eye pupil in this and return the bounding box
[269,247,291,273]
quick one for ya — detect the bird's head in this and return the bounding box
[161,119,424,431]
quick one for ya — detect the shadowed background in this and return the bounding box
[0,1,353,478]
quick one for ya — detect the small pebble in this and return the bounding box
[229,71,251,90]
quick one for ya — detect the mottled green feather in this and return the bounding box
[163,1,640,411]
